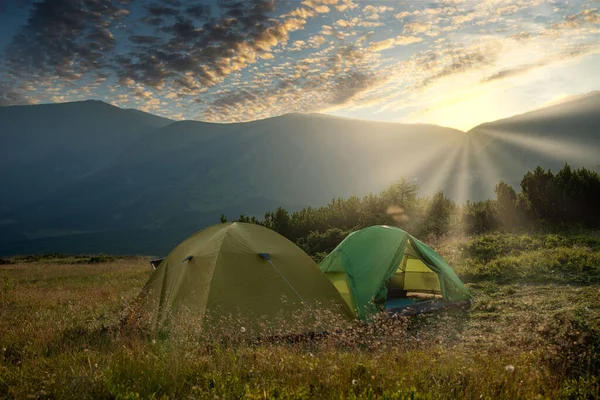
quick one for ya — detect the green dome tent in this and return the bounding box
[319,225,470,320]
[140,222,353,332]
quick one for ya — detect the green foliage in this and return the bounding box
[462,200,500,234]
[380,178,418,208]
[459,233,600,263]
[266,207,293,239]
[495,181,524,230]
[222,179,459,258]
[418,191,456,238]
[520,164,600,227]
[221,165,600,261]
[461,247,600,284]
[297,228,352,259]
[88,253,115,264]
[562,376,600,399]
[1,274,15,301]
[6,253,124,265]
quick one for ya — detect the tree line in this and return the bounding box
[221,164,600,260]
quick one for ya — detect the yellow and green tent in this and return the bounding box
[141,222,353,331]
[319,225,470,320]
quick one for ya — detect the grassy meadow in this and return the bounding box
[1,233,599,399]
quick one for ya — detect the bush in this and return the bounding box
[88,253,115,264]
[297,228,351,258]
[462,200,500,234]
[459,233,600,264]
[460,247,600,284]
[417,191,456,237]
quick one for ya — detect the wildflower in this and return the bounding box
[352,379,358,385]
[152,339,156,344]
[505,365,515,373]
[241,327,246,333]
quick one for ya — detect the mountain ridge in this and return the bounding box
[0,92,598,255]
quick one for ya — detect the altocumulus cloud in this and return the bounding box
[0,0,599,123]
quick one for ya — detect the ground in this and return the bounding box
[1,233,599,399]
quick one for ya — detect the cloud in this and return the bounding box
[363,5,393,20]
[368,36,423,52]
[1,0,599,128]
[450,12,477,26]
[481,61,547,82]
[308,35,327,48]
[4,0,129,80]
[115,0,305,90]
[129,35,160,44]
[481,42,600,83]
[496,5,519,15]
[184,4,211,19]
[0,82,30,106]
[334,0,358,12]
[328,70,380,105]
[359,21,384,28]
[413,47,493,89]
[1,0,326,97]
[509,31,532,41]
[551,9,600,30]
[198,40,385,122]
[335,18,359,27]
[404,21,433,34]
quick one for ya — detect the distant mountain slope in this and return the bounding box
[467,91,600,193]
[0,93,598,255]
[0,100,172,204]
[1,113,464,254]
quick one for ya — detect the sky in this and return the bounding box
[0,0,599,131]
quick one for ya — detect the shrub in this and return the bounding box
[88,253,115,264]
[462,200,500,234]
[297,228,351,258]
[460,247,600,284]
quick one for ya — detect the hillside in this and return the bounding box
[0,100,172,204]
[0,93,599,255]
[467,91,600,192]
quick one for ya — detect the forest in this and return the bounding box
[224,164,600,261]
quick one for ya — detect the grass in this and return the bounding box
[1,234,599,399]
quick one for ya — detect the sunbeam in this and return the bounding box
[452,137,473,206]
[478,128,600,165]
[415,137,465,198]
[369,133,465,197]
[467,131,535,199]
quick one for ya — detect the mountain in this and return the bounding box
[0,106,464,255]
[0,100,172,204]
[0,93,598,255]
[467,91,600,194]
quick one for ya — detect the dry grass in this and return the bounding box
[1,237,599,399]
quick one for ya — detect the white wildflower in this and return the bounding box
[505,365,515,373]
[241,326,246,333]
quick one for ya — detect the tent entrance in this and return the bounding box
[386,240,442,309]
